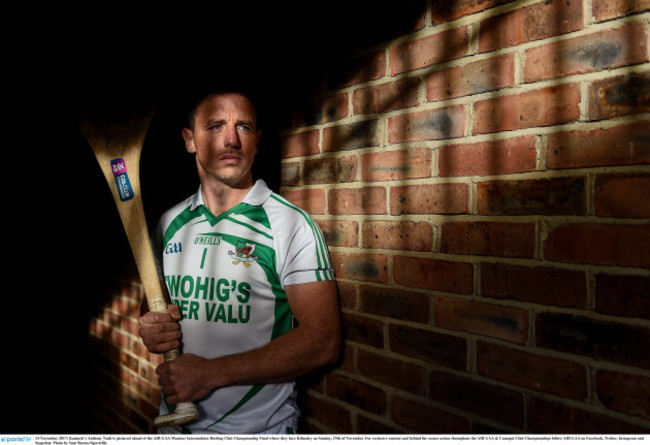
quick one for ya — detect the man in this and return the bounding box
[138,89,341,434]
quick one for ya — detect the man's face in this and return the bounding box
[183,93,260,188]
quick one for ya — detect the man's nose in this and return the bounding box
[224,124,241,148]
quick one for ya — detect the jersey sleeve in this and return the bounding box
[281,213,335,286]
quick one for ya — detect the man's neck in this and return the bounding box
[200,178,255,216]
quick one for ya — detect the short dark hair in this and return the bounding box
[185,86,260,131]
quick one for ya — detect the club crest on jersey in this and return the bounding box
[228,241,258,267]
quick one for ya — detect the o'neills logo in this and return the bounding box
[194,233,222,246]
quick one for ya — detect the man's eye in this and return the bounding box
[238,125,252,132]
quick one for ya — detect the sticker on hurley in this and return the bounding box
[110,158,135,201]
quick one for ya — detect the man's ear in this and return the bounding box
[182,128,196,154]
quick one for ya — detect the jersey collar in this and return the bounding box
[190,179,273,211]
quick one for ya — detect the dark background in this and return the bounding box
[3,2,425,432]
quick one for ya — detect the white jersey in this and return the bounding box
[153,180,335,434]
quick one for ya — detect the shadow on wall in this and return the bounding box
[282,0,650,435]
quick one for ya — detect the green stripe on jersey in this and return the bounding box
[202,233,291,429]
[269,194,333,281]
[236,203,271,229]
[225,216,273,240]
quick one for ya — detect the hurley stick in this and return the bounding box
[79,98,199,428]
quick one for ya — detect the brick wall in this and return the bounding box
[86,263,163,433]
[280,0,650,434]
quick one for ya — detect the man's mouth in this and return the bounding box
[220,154,242,164]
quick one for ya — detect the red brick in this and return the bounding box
[110,327,126,350]
[328,187,386,215]
[329,50,386,89]
[393,255,474,294]
[118,281,143,302]
[389,324,467,370]
[294,97,326,128]
[477,342,588,400]
[304,394,353,433]
[322,93,349,123]
[596,370,650,420]
[479,0,583,53]
[391,395,471,433]
[522,0,584,42]
[294,93,349,126]
[104,309,121,328]
[426,54,515,102]
[529,397,650,434]
[362,147,432,182]
[357,416,403,434]
[112,295,133,315]
[478,176,586,216]
[388,104,465,143]
[435,296,530,344]
[595,273,650,319]
[478,9,524,54]
[431,0,513,24]
[441,221,535,258]
[120,350,139,374]
[342,312,384,349]
[280,130,319,158]
[131,340,150,361]
[595,173,650,218]
[544,223,650,267]
[359,284,430,324]
[322,119,379,152]
[546,122,650,169]
[338,343,355,374]
[336,281,357,310]
[481,262,588,308]
[315,219,358,248]
[390,183,468,215]
[326,373,387,416]
[330,251,389,283]
[592,0,650,22]
[390,26,469,75]
[438,135,537,177]
[140,395,161,420]
[589,72,650,121]
[524,23,648,83]
[353,77,420,115]
[280,188,326,214]
[535,312,650,368]
[362,220,433,251]
[358,349,427,395]
[280,162,299,187]
[473,84,581,134]
[429,370,525,428]
[139,362,157,382]
[121,316,139,336]
[303,155,357,185]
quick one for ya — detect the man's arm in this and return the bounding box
[154,280,341,405]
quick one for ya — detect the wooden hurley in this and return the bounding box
[79,99,199,428]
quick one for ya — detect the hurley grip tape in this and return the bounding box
[110,158,135,201]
